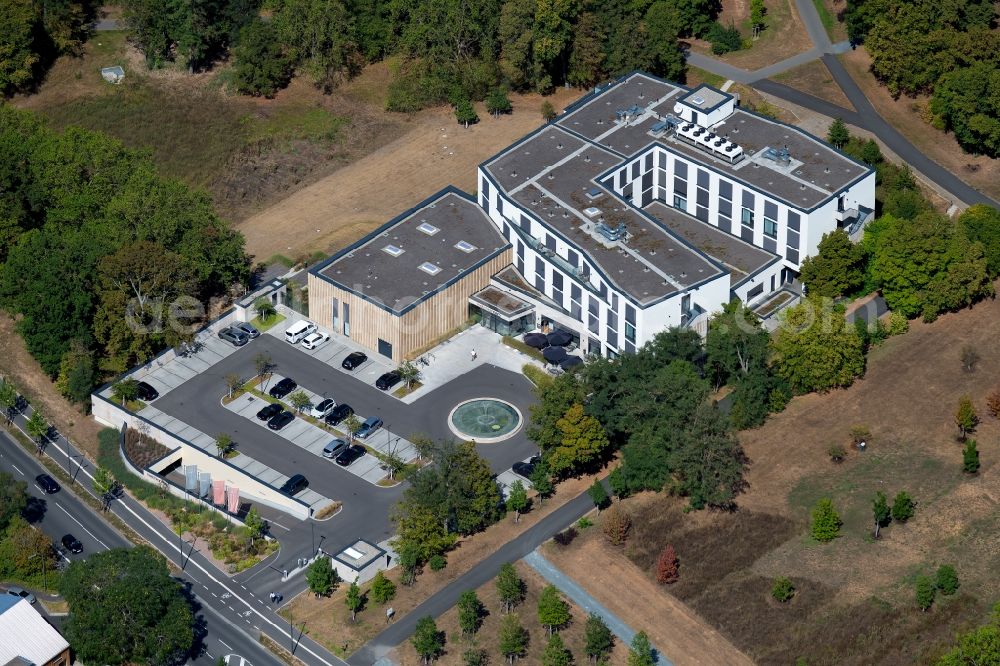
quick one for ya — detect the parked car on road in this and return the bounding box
[234,322,260,339]
[310,398,337,419]
[355,416,383,440]
[511,456,540,479]
[267,410,295,431]
[217,326,249,347]
[335,444,367,467]
[269,378,297,399]
[322,439,348,459]
[324,404,354,426]
[35,474,59,494]
[279,474,308,495]
[135,381,159,401]
[341,351,367,371]
[256,403,282,421]
[301,332,330,350]
[61,534,83,554]
[375,371,402,391]
[5,586,36,605]
[284,320,317,344]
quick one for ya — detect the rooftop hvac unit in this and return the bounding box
[762,146,791,166]
[596,221,627,242]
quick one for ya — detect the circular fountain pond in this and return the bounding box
[448,398,523,443]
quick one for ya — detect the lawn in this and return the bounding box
[688,0,813,71]
[251,313,286,333]
[545,288,1000,665]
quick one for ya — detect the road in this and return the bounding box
[0,405,344,666]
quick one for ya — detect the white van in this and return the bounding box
[284,320,318,344]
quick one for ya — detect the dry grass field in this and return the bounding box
[689,0,813,70]
[772,60,854,110]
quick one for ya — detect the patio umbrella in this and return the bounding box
[543,346,568,363]
[523,333,549,349]
[546,329,573,347]
[560,356,584,370]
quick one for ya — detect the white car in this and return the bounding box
[301,331,330,350]
[310,398,337,419]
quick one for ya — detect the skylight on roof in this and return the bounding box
[419,262,442,275]
[417,222,440,235]
[383,244,404,257]
[454,241,477,253]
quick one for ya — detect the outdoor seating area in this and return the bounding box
[522,328,584,372]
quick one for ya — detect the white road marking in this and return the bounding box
[269,521,290,531]
[205,651,214,659]
[56,503,110,550]
[11,464,23,476]
[219,639,233,651]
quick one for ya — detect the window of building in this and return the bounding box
[419,262,442,275]
[417,222,440,235]
[454,240,477,253]
[674,194,687,211]
[741,207,754,226]
[382,244,404,257]
[625,322,636,343]
[763,217,778,238]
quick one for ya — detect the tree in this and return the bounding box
[0,471,28,531]
[288,389,312,413]
[496,562,525,613]
[253,297,277,323]
[963,439,980,474]
[344,414,363,441]
[306,556,337,597]
[507,480,529,522]
[412,616,445,665]
[707,21,742,54]
[458,589,485,635]
[93,467,116,510]
[528,374,585,452]
[628,631,655,666]
[487,88,513,117]
[749,0,766,34]
[0,0,39,95]
[542,633,572,666]
[26,410,47,453]
[224,373,243,399]
[529,460,554,505]
[729,368,775,430]
[0,516,57,582]
[455,97,479,128]
[705,299,770,387]
[215,433,233,458]
[498,613,529,663]
[232,19,294,97]
[916,574,936,611]
[656,544,679,584]
[608,466,628,500]
[0,380,17,418]
[958,205,1000,277]
[936,565,959,596]
[391,503,456,566]
[537,584,570,636]
[799,229,866,298]
[810,498,842,542]
[56,341,96,405]
[370,570,396,604]
[345,580,363,621]
[872,490,891,538]
[955,396,978,439]
[60,547,194,664]
[397,360,420,389]
[931,63,1000,159]
[584,613,614,663]
[827,118,850,148]
[271,0,362,92]
[938,602,1000,664]
[601,504,632,545]
[541,101,557,121]
[771,298,866,394]
[587,479,609,511]
[111,379,139,406]
[891,491,915,522]
[771,576,795,602]
[568,12,605,87]
[244,506,265,542]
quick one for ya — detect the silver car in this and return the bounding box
[234,322,260,339]
[5,586,36,605]
[322,438,348,459]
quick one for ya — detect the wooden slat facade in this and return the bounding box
[308,250,513,362]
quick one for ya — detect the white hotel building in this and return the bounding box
[309,72,875,361]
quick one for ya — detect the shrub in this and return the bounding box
[963,439,981,474]
[771,576,795,602]
[936,564,959,595]
[601,504,632,545]
[828,444,847,463]
[916,574,936,611]
[576,517,593,529]
[986,390,1000,418]
[541,101,557,121]
[553,527,578,546]
[891,491,915,522]
[429,554,447,571]
[886,311,909,336]
[810,498,842,542]
[707,22,743,54]
[655,545,678,584]
[522,364,553,388]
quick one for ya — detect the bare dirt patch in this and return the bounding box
[235,87,582,262]
[772,59,854,110]
[838,48,1000,203]
[689,0,813,71]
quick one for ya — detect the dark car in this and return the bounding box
[335,444,367,467]
[279,474,308,496]
[256,403,283,421]
[135,381,159,401]
[269,377,297,399]
[511,456,540,479]
[267,410,295,431]
[35,474,59,494]
[234,321,260,339]
[375,371,402,391]
[324,403,354,427]
[341,351,368,371]
[217,326,249,347]
[61,534,83,554]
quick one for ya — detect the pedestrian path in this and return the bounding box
[223,374,419,485]
[524,549,671,665]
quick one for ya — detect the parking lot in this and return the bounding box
[125,315,539,545]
